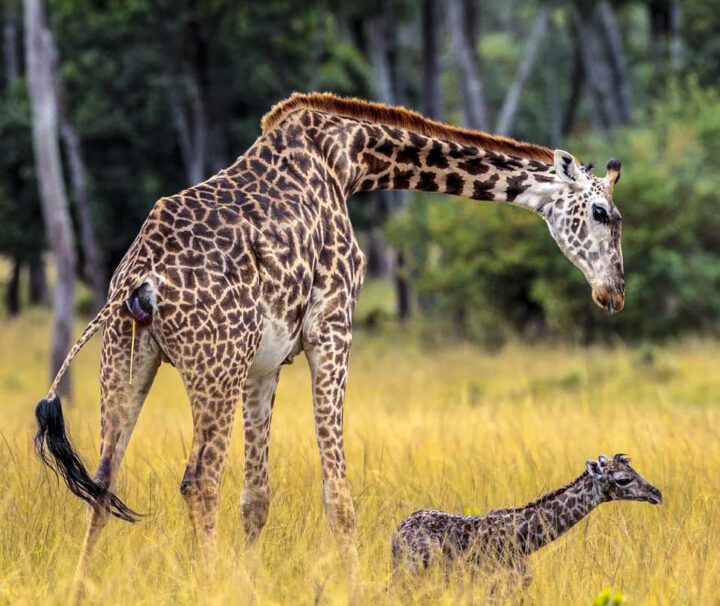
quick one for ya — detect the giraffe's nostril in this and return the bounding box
[591,283,625,313]
[591,284,611,309]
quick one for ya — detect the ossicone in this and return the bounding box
[606,158,622,185]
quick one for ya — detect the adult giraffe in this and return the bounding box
[34,93,625,589]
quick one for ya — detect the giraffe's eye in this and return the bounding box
[592,204,609,225]
[614,477,632,487]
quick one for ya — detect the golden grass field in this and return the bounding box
[0,307,718,604]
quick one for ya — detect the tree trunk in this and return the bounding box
[367,15,394,105]
[495,5,550,136]
[648,0,670,69]
[669,0,682,72]
[365,8,394,281]
[546,15,562,147]
[417,0,443,313]
[24,0,76,398]
[150,1,224,186]
[572,7,613,133]
[5,257,22,316]
[151,3,204,184]
[3,0,20,88]
[394,249,411,323]
[308,13,324,92]
[597,2,632,124]
[367,5,411,320]
[647,0,682,80]
[421,0,442,120]
[58,110,106,310]
[185,65,208,184]
[367,229,391,276]
[572,2,632,132]
[562,25,585,136]
[162,61,198,182]
[4,2,27,318]
[366,194,391,277]
[48,18,105,309]
[447,0,488,130]
[29,253,49,304]
[352,12,391,280]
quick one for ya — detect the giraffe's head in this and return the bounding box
[540,151,625,313]
[586,454,662,505]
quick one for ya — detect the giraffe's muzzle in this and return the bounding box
[647,487,663,505]
[592,283,625,314]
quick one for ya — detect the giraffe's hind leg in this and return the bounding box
[71,316,161,604]
[180,371,245,568]
[156,265,262,569]
[241,369,280,546]
[176,318,259,566]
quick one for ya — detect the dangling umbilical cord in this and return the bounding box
[129,319,136,386]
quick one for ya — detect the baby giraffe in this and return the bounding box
[392,454,662,576]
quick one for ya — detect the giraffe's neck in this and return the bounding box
[516,472,603,555]
[305,112,562,213]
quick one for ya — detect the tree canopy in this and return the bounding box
[1,0,718,343]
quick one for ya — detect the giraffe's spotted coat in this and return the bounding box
[391,455,662,576]
[40,94,627,585]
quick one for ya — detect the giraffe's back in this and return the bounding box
[106,132,336,375]
[392,510,469,570]
[392,508,523,573]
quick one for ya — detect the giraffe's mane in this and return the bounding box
[516,471,589,512]
[262,92,556,165]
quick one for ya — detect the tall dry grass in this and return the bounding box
[0,310,718,604]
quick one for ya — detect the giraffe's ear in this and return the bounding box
[554,150,585,188]
[586,460,605,479]
[606,158,622,187]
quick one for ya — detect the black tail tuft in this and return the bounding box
[34,396,141,523]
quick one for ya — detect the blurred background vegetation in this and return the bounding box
[1,0,719,352]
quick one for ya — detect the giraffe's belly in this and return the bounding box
[248,316,302,378]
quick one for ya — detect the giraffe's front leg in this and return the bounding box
[241,369,280,545]
[304,315,359,582]
[511,557,532,592]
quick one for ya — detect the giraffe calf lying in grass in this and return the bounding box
[392,454,662,578]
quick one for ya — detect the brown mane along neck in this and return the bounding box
[515,471,591,512]
[262,92,556,165]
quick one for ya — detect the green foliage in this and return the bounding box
[1,0,719,341]
[0,1,373,272]
[388,81,720,343]
[683,0,720,85]
[0,82,45,260]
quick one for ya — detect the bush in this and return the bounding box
[387,80,720,343]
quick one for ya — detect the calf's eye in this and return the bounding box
[614,477,632,486]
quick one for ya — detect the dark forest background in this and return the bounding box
[2,0,719,357]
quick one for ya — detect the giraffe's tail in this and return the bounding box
[34,299,141,523]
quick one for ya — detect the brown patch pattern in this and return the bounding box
[41,96,626,595]
[263,92,557,164]
[391,455,662,577]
